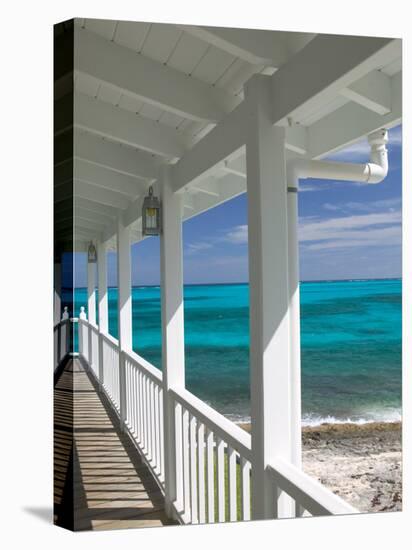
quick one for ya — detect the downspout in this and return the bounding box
[286,128,389,482]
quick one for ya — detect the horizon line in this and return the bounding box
[64,276,402,290]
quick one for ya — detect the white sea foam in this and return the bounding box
[227,409,402,427]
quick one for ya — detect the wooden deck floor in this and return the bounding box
[54,358,176,531]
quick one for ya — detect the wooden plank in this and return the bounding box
[54,358,174,531]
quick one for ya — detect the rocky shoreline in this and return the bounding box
[238,421,402,513]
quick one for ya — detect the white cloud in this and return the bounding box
[224,224,248,244]
[322,196,401,213]
[185,241,213,255]
[299,210,401,251]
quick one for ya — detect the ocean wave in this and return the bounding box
[228,409,402,427]
[301,410,402,427]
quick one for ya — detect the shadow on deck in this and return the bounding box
[54,358,176,531]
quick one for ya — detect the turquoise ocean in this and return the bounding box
[70,278,402,426]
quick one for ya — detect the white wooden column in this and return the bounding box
[87,252,96,368]
[160,166,185,519]
[97,239,108,387]
[287,178,303,516]
[54,260,62,325]
[287,182,302,469]
[245,75,293,520]
[117,215,132,429]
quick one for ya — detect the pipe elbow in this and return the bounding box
[365,162,388,184]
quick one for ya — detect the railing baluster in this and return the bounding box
[154,385,161,474]
[228,446,237,522]
[138,370,143,445]
[241,457,251,521]
[197,422,206,524]
[206,428,215,523]
[159,388,165,483]
[216,437,225,522]
[189,413,198,524]
[182,407,190,519]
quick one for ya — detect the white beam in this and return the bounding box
[160,166,186,518]
[74,130,158,180]
[245,76,293,520]
[181,25,289,66]
[308,72,401,159]
[75,26,237,122]
[74,159,147,197]
[75,92,188,159]
[269,35,399,125]
[75,180,131,209]
[171,100,249,191]
[341,69,392,115]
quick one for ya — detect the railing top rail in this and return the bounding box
[100,330,119,348]
[267,459,358,516]
[170,386,252,461]
[124,349,163,385]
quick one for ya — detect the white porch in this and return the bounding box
[54,19,402,526]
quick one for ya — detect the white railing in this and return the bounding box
[79,317,89,363]
[77,315,357,524]
[124,349,165,486]
[89,322,100,378]
[54,318,70,370]
[101,331,120,412]
[170,386,252,524]
[267,459,357,517]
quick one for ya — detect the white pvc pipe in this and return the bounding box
[289,128,389,186]
[285,128,389,481]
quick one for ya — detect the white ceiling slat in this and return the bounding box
[300,96,349,126]
[74,197,119,218]
[158,111,186,129]
[74,130,158,180]
[117,94,145,114]
[74,159,147,197]
[192,46,237,85]
[75,92,188,159]
[141,23,182,64]
[97,82,123,105]
[139,103,165,121]
[214,58,255,93]
[75,27,237,122]
[167,32,210,75]
[114,20,151,51]
[182,25,290,67]
[75,72,100,97]
[84,18,117,40]
[75,179,131,209]
[75,207,114,225]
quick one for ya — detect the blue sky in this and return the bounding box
[70,125,401,286]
